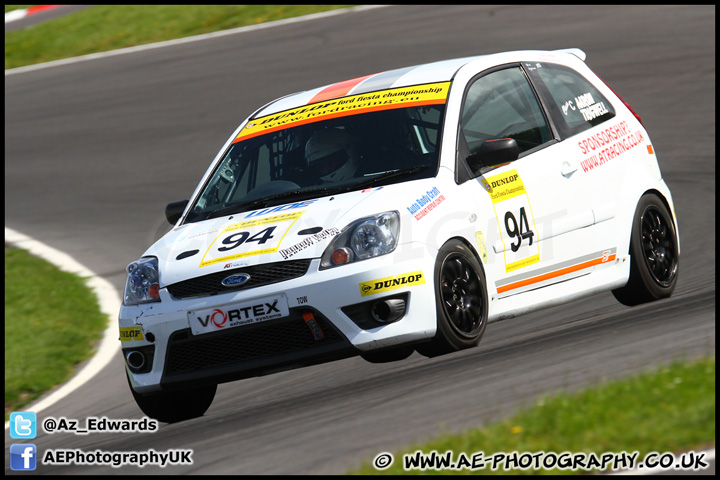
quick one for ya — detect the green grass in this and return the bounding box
[5,5,355,70]
[352,357,715,475]
[5,6,32,13]
[4,247,108,420]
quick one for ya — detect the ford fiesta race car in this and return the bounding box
[120,48,679,423]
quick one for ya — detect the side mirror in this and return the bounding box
[165,200,189,225]
[467,138,519,173]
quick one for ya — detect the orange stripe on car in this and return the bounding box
[307,74,375,104]
[497,253,616,294]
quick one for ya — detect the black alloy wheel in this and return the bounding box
[416,240,488,357]
[612,193,679,306]
[439,253,486,338]
[639,204,678,287]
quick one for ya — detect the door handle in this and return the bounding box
[561,161,578,177]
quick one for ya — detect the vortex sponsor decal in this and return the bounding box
[205,309,228,328]
[189,295,290,334]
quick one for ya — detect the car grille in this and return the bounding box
[166,259,312,299]
[163,312,346,376]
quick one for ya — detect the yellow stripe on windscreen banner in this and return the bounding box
[235,82,451,142]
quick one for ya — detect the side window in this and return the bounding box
[461,66,552,155]
[529,63,615,137]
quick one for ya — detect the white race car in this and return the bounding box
[120,48,679,422]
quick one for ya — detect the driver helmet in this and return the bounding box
[305,128,358,182]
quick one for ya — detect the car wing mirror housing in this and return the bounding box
[165,199,189,225]
[467,138,519,174]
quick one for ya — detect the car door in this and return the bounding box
[524,61,631,252]
[457,64,603,299]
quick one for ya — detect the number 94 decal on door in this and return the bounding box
[481,169,540,273]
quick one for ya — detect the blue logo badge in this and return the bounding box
[10,411,37,439]
[10,444,37,471]
[221,273,251,287]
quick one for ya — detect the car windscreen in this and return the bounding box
[185,104,445,223]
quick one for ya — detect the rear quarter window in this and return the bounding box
[527,63,615,138]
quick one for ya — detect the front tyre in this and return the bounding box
[612,193,679,306]
[416,240,488,358]
[128,373,217,423]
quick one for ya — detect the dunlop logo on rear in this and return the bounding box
[359,271,425,297]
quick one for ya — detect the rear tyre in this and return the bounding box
[612,193,679,306]
[128,373,216,423]
[416,240,488,358]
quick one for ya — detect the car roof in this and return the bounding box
[252,48,587,119]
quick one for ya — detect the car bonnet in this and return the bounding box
[145,184,421,287]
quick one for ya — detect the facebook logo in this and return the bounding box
[10,411,37,439]
[10,444,37,471]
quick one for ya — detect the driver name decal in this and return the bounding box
[278,228,340,260]
[562,92,610,122]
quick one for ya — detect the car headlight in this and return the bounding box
[124,257,161,305]
[320,211,400,269]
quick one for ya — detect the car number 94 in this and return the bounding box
[188,294,290,335]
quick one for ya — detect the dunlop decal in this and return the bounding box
[235,82,451,142]
[359,271,425,297]
[119,326,144,342]
[481,170,525,204]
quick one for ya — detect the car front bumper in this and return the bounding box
[120,248,437,392]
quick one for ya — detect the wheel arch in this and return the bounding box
[444,235,485,267]
[416,235,490,357]
[616,187,679,256]
[438,234,496,302]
